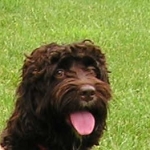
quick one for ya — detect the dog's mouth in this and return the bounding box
[69,111,95,135]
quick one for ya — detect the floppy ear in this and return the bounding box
[1,46,52,141]
[2,76,43,141]
[16,43,64,117]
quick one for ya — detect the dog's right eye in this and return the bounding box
[54,69,65,78]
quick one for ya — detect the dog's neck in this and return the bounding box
[37,140,82,150]
[37,144,48,150]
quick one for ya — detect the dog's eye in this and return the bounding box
[55,69,65,78]
[86,67,97,77]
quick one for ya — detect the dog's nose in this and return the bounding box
[80,85,96,101]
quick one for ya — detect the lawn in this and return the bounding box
[0,0,150,150]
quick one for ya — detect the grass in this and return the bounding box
[0,0,150,149]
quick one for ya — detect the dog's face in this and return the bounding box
[50,56,111,136]
[18,40,111,137]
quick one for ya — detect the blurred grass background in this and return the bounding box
[0,0,150,149]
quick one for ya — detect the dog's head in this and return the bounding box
[17,40,111,137]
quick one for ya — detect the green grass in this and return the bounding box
[0,0,150,149]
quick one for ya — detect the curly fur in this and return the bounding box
[0,40,111,150]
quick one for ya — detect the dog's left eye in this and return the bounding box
[86,67,97,77]
[55,69,65,78]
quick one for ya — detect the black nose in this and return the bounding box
[80,85,96,101]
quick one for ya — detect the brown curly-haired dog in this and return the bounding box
[0,40,111,150]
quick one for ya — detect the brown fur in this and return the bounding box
[0,40,111,150]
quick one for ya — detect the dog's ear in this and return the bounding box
[2,45,58,140]
[15,43,63,113]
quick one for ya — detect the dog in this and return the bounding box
[0,40,111,150]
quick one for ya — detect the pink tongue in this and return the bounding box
[70,111,95,135]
